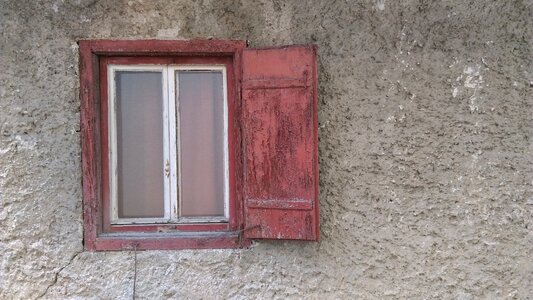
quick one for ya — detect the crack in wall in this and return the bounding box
[131,246,138,300]
[36,250,83,299]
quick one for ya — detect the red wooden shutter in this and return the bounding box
[242,45,319,241]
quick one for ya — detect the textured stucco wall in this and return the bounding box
[1,0,532,299]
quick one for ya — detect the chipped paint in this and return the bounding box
[242,46,319,241]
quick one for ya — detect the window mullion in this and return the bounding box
[168,66,179,221]
[162,66,171,221]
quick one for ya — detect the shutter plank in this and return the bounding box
[242,45,319,240]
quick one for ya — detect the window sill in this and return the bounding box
[88,231,249,251]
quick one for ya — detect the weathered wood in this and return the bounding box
[93,233,242,251]
[79,41,99,251]
[242,78,309,90]
[242,45,320,241]
[108,223,230,233]
[246,198,313,210]
[81,40,318,249]
[80,40,246,250]
[80,39,246,55]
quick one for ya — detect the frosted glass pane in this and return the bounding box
[178,71,225,217]
[116,71,165,218]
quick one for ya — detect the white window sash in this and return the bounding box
[108,64,229,225]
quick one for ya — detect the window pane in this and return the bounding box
[178,71,226,217]
[116,71,165,218]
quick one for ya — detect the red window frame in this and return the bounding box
[80,40,247,250]
[80,40,320,251]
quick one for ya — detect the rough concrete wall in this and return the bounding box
[1,0,532,298]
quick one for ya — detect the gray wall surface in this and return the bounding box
[1,0,532,298]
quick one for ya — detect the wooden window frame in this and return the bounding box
[80,40,247,251]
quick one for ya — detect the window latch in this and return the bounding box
[164,160,170,177]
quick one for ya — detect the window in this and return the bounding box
[80,40,319,250]
[108,63,229,225]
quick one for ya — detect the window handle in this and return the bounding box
[164,160,170,177]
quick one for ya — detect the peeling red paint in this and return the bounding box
[80,40,319,250]
[242,45,319,241]
[80,40,246,251]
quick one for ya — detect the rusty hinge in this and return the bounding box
[237,224,261,245]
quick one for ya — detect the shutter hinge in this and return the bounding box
[237,224,261,246]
